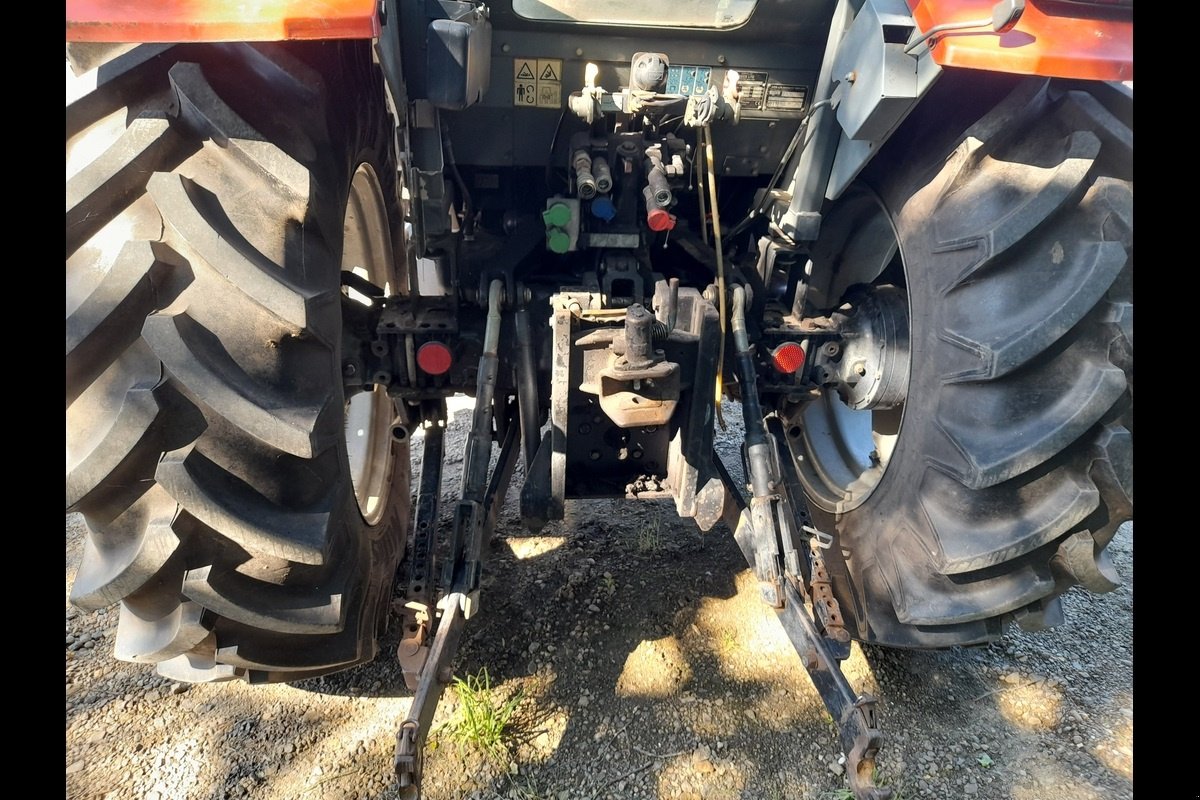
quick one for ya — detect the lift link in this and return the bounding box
[443,279,506,617]
[394,279,522,799]
[719,283,889,800]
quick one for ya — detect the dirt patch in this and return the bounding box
[67,399,1133,800]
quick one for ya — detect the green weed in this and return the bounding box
[635,515,663,553]
[444,667,525,764]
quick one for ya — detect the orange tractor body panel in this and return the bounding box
[906,0,1132,80]
[65,0,379,42]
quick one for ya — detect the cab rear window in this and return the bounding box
[512,0,758,29]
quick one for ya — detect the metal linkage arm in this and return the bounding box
[393,279,523,799]
[775,578,890,800]
[730,285,788,607]
[716,286,889,799]
[717,450,890,800]
[395,594,466,799]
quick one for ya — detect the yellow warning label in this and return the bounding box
[535,59,562,107]
[513,58,562,109]
[513,58,536,106]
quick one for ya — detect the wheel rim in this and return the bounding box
[342,163,396,526]
[793,193,909,515]
[794,394,902,514]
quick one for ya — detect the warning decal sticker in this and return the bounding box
[513,58,562,108]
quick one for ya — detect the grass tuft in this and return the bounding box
[444,667,525,764]
[635,515,663,553]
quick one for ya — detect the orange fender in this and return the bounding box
[66,0,379,42]
[906,0,1132,81]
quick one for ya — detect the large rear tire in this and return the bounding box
[784,75,1132,647]
[66,42,411,682]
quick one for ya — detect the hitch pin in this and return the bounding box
[801,525,834,549]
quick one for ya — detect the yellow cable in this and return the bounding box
[703,125,727,430]
[695,143,709,247]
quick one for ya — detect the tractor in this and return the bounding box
[65,0,1132,795]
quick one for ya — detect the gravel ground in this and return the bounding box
[66,399,1132,800]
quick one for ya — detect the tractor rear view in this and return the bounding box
[65,0,1131,796]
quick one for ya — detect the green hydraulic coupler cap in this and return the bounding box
[547,228,571,253]
[543,202,572,228]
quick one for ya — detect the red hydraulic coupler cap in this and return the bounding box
[770,342,806,374]
[416,341,454,375]
[646,208,676,232]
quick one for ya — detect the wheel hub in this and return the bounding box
[792,285,910,513]
[813,286,910,412]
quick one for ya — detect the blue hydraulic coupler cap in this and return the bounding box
[590,196,617,222]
